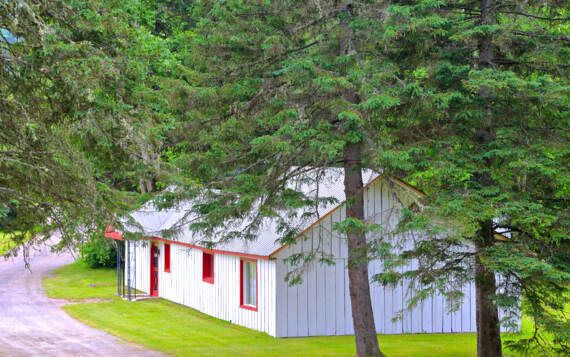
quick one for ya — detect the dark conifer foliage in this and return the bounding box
[0,0,171,257]
[1,0,567,355]
[160,1,568,355]
[372,1,569,355]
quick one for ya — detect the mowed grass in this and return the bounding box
[45,261,536,357]
[44,259,117,301]
[64,299,483,357]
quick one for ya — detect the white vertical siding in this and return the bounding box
[433,286,444,332]
[315,224,328,336]
[274,176,484,337]
[324,215,336,336]
[286,241,299,337]
[136,240,150,294]
[422,284,434,333]
[332,208,346,336]
[297,236,309,336]
[122,174,519,338]
[275,255,288,337]
[124,240,150,295]
[126,241,277,336]
[461,284,471,332]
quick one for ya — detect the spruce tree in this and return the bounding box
[163,1,411,355]
[371,1,569,355]
[1,0,171,255]
[162,1,568,356]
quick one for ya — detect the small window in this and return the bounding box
[240,259,257,311]
[164,244,171,273]
[202,252,214,283]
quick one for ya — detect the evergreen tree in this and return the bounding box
[161,1,568,355]
[3,1,566,356]
[162,0,428,354]
[370,1,569,356]
[0,0,171,255]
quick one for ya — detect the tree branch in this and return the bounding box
[499,10,570,22]
[514,30,570,42]
[294,5,349,33]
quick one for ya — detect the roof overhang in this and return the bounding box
[104,173,508,260]
[105,224,123,240]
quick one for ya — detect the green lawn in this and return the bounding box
[43,260,117,301]
[44,261,537,357]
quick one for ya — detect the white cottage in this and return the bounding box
[105,169,518,337]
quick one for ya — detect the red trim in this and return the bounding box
[148,236,270,261]
[164,243,171,273]
[104,224,123,240]
[104,226,270,260]
[202,252,214,284]
[240,304,258,311]
[150,243,159,296]
[239,258,258,311]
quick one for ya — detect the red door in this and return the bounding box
[150,243,159,296]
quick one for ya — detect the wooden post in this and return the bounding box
[116,240,121,297]
[127,240,131,300]
[134,240,137,300]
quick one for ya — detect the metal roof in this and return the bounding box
[118,168,385,257]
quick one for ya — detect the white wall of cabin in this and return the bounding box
[274,177,501,337]
[124,176,520,338]
[125,240,150,295]
[126,241,277,336]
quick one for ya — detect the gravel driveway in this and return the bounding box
[0,241,162,356]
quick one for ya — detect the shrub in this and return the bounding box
[80,236,117,268]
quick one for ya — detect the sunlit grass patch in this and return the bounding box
[45,260,554,356]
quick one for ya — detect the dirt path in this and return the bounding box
[0,240,162,356]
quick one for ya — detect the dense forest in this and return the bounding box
[1,1,568,356]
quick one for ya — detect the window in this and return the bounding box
[202,252,214,283]
[164,243,171,273]
[240,259,257,311]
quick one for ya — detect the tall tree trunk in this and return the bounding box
[475,221,502,357]
[139,149,155,193]
[474,1,503,355]
[478,0,495,68]
[338,4,382,355]
[344,142,384,357]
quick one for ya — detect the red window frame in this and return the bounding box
[202,252,214,284]
[164,243,171,273]
[239,258,258,311]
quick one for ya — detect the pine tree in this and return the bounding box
[162,1,417,355]
[370,1,569,355]
[0,0,171,255]
[161,1,568,355]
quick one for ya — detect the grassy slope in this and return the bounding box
[64,299,482,357]
[43,260,117,300]
[44,261,533,357]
